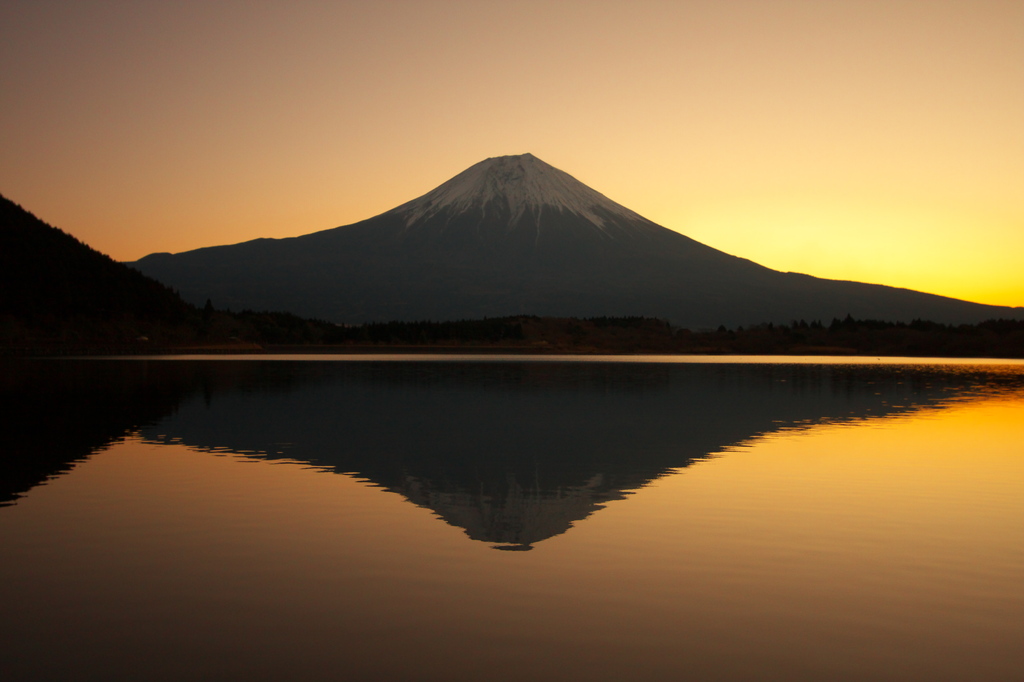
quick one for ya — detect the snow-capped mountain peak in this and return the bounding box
[389,153,647,230]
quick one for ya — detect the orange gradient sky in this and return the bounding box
[2,0,1022,307]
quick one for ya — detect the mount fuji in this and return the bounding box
[131,154,1021,327]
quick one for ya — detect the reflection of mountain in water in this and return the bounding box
[0,360,184,506]
[0,359,313,506]
[135,360,1024,549]
[5,359,1023,547]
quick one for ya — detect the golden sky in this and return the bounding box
[2,0,1022,307]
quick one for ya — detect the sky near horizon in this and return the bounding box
[1,0,1022,308]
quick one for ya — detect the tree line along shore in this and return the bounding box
[4,311,1023,359]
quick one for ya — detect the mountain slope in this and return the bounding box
[0,194,193,344]
[131,154,1022,327]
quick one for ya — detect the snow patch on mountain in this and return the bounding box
[388,153,649,233]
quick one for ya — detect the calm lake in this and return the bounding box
[2,355,1023,681]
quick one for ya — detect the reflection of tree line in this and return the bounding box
[4,360,1023,548]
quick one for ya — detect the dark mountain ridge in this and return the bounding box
[104,155,1024,326]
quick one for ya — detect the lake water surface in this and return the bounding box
[2,356,1023,681]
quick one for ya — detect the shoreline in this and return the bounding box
[4,343,1023,362]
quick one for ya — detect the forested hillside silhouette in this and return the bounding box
[1,195,329,351]
[1,194,193,346]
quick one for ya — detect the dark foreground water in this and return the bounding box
[2,356,1023,681]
